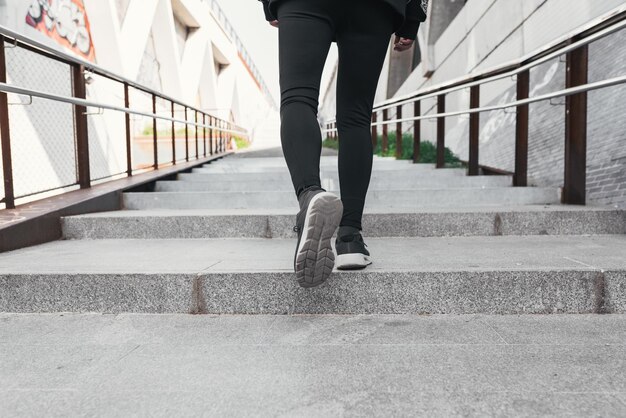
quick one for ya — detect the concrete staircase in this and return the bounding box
[1,152,625,314]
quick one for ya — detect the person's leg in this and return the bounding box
[276,0,336,198]
[334,0,396,230]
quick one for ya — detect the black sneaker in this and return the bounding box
[292,185,343,288]
[335,225,372,270]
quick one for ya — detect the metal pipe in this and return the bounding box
[0,82,248,135]
[152,94,158,169]
[514,70,530,187]
[0,35,15,208]
[468,85,480,176]
[436,94,446,168]
[412,101,421,164]
[395,104,403,159]
[563,44,589,204]
[321,75,626,130]
[72,64,91,188]
[370,11,626,112]
[124,83,132,176]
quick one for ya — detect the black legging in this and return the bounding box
[276,0,396,230]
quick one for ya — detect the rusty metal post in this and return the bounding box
[184,106,189,161]
[382,108,388,154]
[151,93,158,169]
[468,85,480,176]
[436,94,446,168]
[223,121,227,152]
[563,44,588,204]
[194,110,199,158]
[0,35,15,208]
[217,119,221,153]
[209,116,214,155]
[222,121,226,153]
[413,101,421,164]
[514,70,530,187]
[171,101,176,164]
[371,112,378,149]
[396,104,403,159]
[123,83,132,176]
[72,64,91,187]
[203,113,207,157]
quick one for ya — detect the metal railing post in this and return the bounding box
[563,44,589,204]
[209,116,214,155]
[468,85,480,176]
[203,113,207,157]
[195,110,199,158]
[229,122,233,150]
[184,106,189,161]
[72,64,91,187]
[436,94,446,168]
[413,101,421,164]
[382,108,388,154]
[171,101,176,164]
[223,121,227,152]
[217,119,221,153]
[0,35,15,208]
[514,70,530,186]
[151,93,158,169]
[124,83,132,176]
[396,104,403,159]
[371,112,378,149]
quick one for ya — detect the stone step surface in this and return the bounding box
[123,188,561,210]
[2,312,625,417]
[155,175,514,192]
[62,206,626,239]
[191,165,460,174]
[1,235,624,314]
[177,167,470,182]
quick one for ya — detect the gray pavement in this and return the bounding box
[1,313,625,417]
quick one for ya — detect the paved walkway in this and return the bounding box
[1,313,625,417]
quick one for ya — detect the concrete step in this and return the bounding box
[155,175,513,192]
[0,235,624,314]
[205,155,412,167]
[178,168,469,183]
[3,313,625,416]
[122,188,560,210]
[61,206,626,239]
[191,164,456,174]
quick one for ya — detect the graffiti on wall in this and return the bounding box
[25,0,96,62]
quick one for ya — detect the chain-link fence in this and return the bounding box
[0,30,248,210]
[4,40,78,200]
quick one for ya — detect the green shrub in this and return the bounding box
[323,133,462,167]
[233,136,251,149]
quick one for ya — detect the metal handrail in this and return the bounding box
[325,7,626,122]
[322,7,626,206]
[366,6,626,110]
[0,82,248,135]
[0,25,234,121]
[0,27,249,210]
[364,75,626,126]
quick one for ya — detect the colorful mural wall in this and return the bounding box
[25,0,96,62]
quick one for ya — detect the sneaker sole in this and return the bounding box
[336,253,373,270]
[295,192,343,288]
